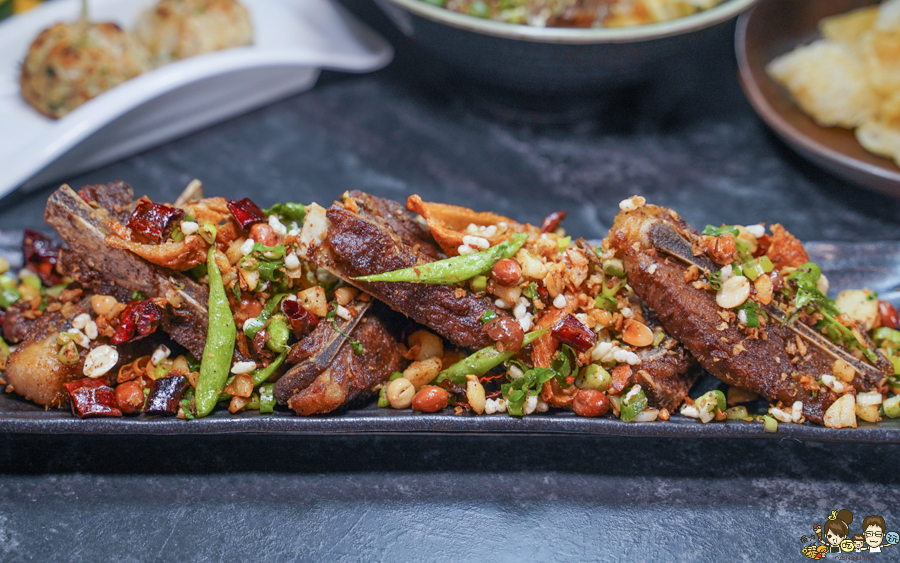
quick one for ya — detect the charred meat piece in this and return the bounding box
[578,238,699,411]
[608,202,892,423]
[4,297,94,407]
[275,309,403,416]
[2,302,44,344]
[4,293,173,408]
[634,334,699,412]
[297,191,513,350]
[44,183,209,358]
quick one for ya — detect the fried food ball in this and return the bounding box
[20,21,152,119]
[135,0,253,67]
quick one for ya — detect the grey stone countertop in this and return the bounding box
[1,2,900,561]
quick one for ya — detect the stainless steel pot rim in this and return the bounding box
[381,0,760,43]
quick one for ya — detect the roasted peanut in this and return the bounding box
[412,385,450,412]
[386,378,415,409]
[572,389,609,417]
[403,357,442,390]
[115,380,144,414]
[491,258,522,286]
[706,234,736,265]
[90,295,118,317]
[407,330,444,361]
[716,276,750,309]
[466,374,486,414]
[249,223,277,246]
[622,320,654,347]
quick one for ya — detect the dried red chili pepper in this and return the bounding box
[23,230,61,286]
[227,198,266,231]
[127,200,185,244]
[540,211,567,234]
[112,299,163,344]
[282,299,319,339]
[552,314,597,353]
[64,378,122,418]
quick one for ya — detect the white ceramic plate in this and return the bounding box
[0,0,393,199]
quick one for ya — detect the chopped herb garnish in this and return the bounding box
[784,262,877,363]
[131,290,145,300]
[550,344,578,388]
[501,367,555,417]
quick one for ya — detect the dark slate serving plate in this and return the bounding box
[2,234,899,442]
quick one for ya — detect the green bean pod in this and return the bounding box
[194,247,237,418]
[354,233,528,284]
[252,351,287,387]
[439,328,547,386]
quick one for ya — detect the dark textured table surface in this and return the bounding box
[2,2,900,561]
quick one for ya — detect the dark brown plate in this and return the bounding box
[736,0,900,197]
[1,236,899,442]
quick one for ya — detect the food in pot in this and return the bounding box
[421,0,724,28]
[767,0,900,166]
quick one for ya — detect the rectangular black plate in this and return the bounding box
[2,235,899,442]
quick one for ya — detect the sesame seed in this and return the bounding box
[84,321,99,341]
[72,313,91,330]
[507,365,524,380]
[181,221,199,236]
[268,215,287,236]
[151,345,171,366]
[462,235,490,250]
[746,224,765,238]
[518,312,533,332]
[284,252,301,271]
[231,361,257,375]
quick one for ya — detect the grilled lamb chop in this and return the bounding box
[44,183,209,357]
[275,300,403,415]
[608,201,892,423]
[297,191,513,350]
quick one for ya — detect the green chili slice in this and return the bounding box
[243,293,289,340]
[194,246,237,418]
[619,388,648,422]
[353,233,528,285]
[258,383,277,414]
[884,395,900,419]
